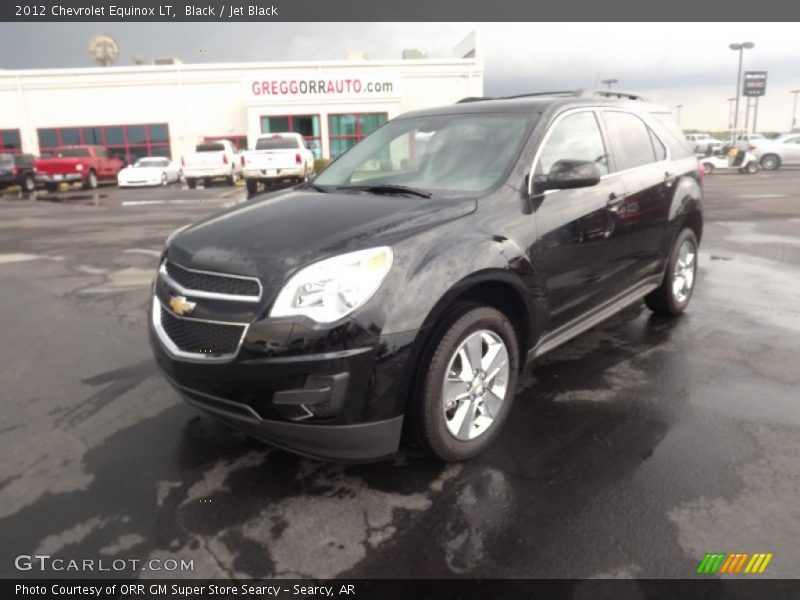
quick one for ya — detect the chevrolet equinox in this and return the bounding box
[149,90,703,462]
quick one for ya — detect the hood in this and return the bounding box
[167,188,476,286]
[121,166,161,176]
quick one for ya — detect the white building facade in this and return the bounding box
[0,34,482,163]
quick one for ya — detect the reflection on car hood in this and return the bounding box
[119,167,163,177]
[167,189,477,285]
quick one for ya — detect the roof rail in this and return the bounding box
[456,96,493,103]
[501,91,579,99]
[576,88,649,101]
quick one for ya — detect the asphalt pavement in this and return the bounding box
[0,170,798,580]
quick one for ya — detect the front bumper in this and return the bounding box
[149,283,417,461]
[119,179,160,187]
[36,173,83,184]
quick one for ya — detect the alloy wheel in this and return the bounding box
[672,239,696,304]
[442,329,510,441]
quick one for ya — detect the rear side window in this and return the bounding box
[196,143,225,152]
[649,129,667,161]
[651,112,694,157]
[536,111,609,178]
[255,137,300,151]
[603,111,656,171]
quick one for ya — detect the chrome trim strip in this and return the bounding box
[151,296,249,363]
[159,262,262,303]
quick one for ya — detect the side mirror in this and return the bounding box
[536,159,602,193]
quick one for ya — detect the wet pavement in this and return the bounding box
[0,171,799,579]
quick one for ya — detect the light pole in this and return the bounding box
[792,89,800,130]
[727,97,736,129]
[676,104,684,126]
[601,78,618,89]
[729,42,754,132]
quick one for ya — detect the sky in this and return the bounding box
[1,22,798,131]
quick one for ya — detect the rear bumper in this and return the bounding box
[183,168,231,179]
[243,166,305,180]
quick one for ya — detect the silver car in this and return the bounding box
[754,134,800,170]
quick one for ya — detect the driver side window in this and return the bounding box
[537,111,609,180]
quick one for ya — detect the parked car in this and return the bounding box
[118,157,182,187]
[685,133,721,154]
[181,140,241,188]
[242,133,315,195]
[149,89,703,462]
[752,133,800,170]
[0,153,37,193]
[33,145,123,191]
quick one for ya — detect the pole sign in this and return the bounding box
[743,71,767,97]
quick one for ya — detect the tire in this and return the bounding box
[760,154,780,171]
[22,174,35,193]
[410,304,520,461]
[227,170,238,186]
[245,179,259,196]
[84,170,98,190]
[702,162,714,175]
[46,183,58,192]
[203,178,211,188]
[161,173,168,187]
[645,228,699,317]
[745,161,758,174]
[186,178,197,189]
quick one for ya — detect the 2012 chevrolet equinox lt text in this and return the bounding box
[149,89,703,462]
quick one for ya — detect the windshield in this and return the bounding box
[255,137,300,150]
[314,112,538,195]
[135,158,168,168]
[56,148,90,158]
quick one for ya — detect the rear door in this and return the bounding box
[530,108,632,328]
[599,109,673,283]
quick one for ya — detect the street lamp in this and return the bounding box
[729,42,754,132]
[676,104,684,126]
[601,78,618,89]
[727,97,736,129]
[792,89,800,130]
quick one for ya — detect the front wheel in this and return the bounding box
[411,305,520,461]
[186,178,197,189]
[744,161,758,174]
[22,174,35,193]
[760,154,780,171]
[161,173,168,187]
[645,228,698,316]
[245,179,259,196]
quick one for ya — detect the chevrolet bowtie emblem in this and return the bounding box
[168,295,196,316]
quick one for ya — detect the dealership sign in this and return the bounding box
[743,71,767,97]
[243,72,402,102]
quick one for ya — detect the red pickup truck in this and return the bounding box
[34,145,124,191]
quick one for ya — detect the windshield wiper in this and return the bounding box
[336,184,432,198]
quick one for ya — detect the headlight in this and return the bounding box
[270,247,393,323]
[76,164,84,172]
[164,224,190,248]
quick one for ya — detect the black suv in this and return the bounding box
[150,90,702,462]
[0,153,37,193]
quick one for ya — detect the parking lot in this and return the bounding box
[0,169,798,579]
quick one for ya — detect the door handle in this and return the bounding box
[664,171,676,186]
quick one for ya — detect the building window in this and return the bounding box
[37,123,171,163]
[0,129,22,153]
[261,115,322,158]
[203,135,247,152]
[328,113,388,159]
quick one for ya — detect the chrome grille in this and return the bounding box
[163,261,261,298]
[159,306,244,356]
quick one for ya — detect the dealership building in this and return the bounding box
[0,33,482,163]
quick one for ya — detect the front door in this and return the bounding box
[529,109,632,329]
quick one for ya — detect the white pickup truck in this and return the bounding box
[242,133,315,195]
[181,140,241,188]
